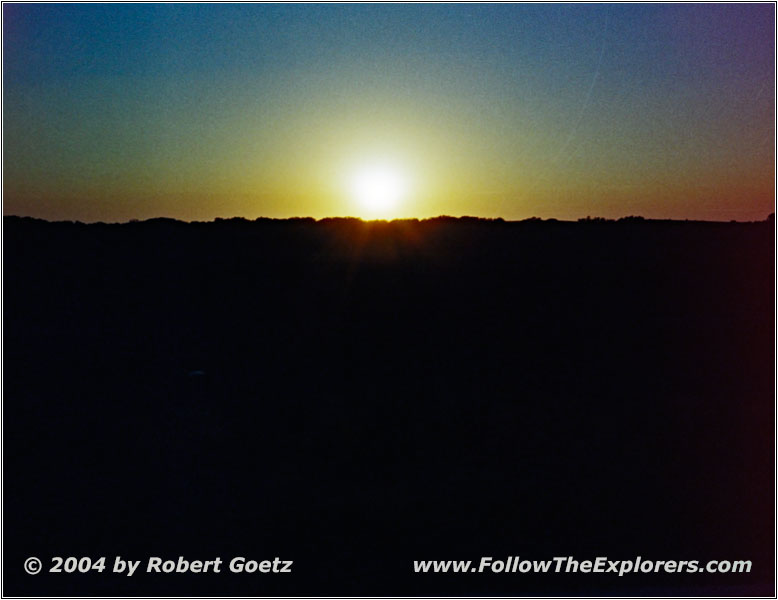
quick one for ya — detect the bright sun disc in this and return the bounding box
[349,163,409,217]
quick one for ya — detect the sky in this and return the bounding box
[3,3,775,222]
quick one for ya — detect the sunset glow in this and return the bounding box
[2,4,774,222]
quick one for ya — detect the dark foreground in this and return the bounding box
[4,215,774,596]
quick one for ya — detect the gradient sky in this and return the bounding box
[3,3,775,222]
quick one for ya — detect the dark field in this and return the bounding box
[3,215,774,596]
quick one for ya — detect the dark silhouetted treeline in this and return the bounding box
[4,215,774,596]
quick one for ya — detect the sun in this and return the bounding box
[348,162,410,218]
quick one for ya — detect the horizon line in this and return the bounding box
[4,213,775,226]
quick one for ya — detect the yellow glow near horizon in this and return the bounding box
[347,161,412,219]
